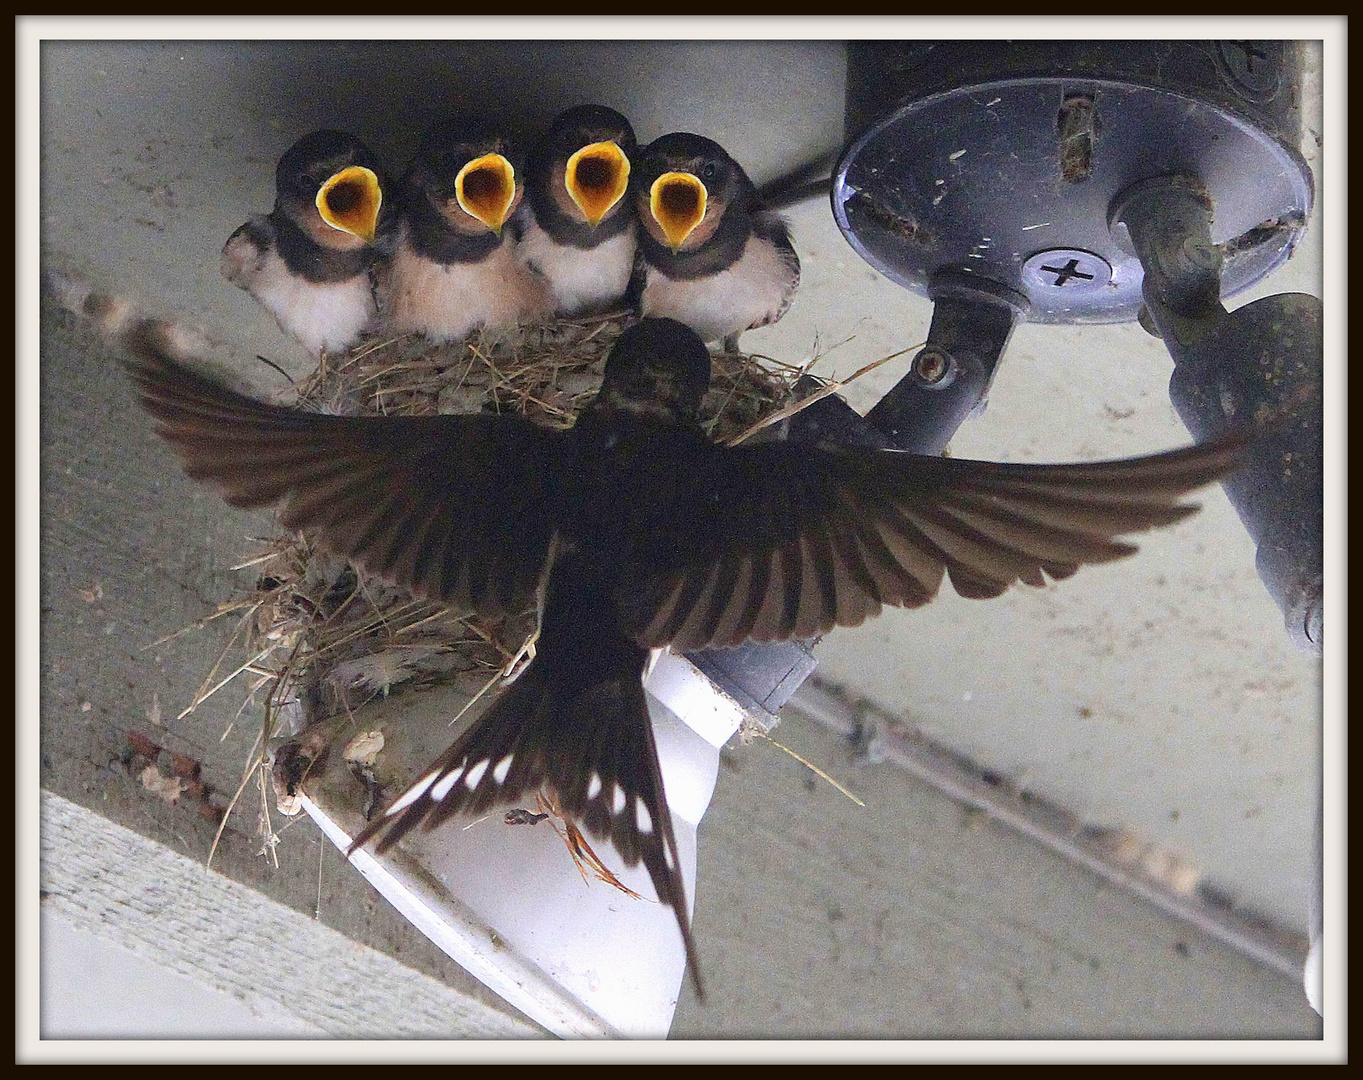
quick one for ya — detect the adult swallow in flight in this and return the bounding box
[221,130,388,358]
[633,133,801,352]
[120,316,1251,997]
[382,121,554,343]
[516,105,638,317]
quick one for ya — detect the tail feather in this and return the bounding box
[46,268,214,369]
[348,641,705,998]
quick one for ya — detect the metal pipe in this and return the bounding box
[1112,175,1323,651]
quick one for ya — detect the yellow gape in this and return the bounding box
[315,166,382,243]
[455,153,517,235]
[565,141,631,226]
[649,172,708,251]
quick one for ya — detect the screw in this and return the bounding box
[911,347,954,386]
[1041,258,1094,286]
[1021,248,1113,294]
[1217,41,1281,98]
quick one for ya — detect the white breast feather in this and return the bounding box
[641,233,794,344]
[384,226,554,344]
[517,220,636,316]
[244,247,376,357]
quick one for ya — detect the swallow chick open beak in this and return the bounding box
[455,153,517,235]
[565,140,631,226]
[649,171,708,251]
[315,165,383,244]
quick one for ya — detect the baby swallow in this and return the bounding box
[634,133,801,352]
[221,130,388,358]
[516,105,638,317]
[382,121,554,344]
[120,316,1252,997]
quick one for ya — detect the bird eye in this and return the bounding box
[700,161,718,181]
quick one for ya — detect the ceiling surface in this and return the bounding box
[28,31,1333,1045]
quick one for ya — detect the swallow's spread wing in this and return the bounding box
[124,334,561,619]
[618,433,1252,651]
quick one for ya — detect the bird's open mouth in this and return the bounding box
[650,172,708,251]
[455,153,517,234]
[565,141,631,226]
[316,166,382,243]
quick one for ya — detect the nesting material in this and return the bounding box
[236,312,805,745]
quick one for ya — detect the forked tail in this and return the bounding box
[348,564,705,998]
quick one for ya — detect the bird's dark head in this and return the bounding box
[533,105,637,229]
[633,132,755,252]
[592,318,712,425]
[406,120,524,237]
[275,130,386,248]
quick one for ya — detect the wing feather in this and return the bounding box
[619,432,1252,651]
[123,342,561,617]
